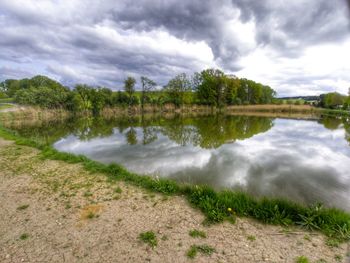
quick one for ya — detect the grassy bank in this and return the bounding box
[226,104,317,113]
[0,103,14,110]
[0,107,72,124]
[102,104,322,116]
[2,104,349,119]
[0,98,14,103]
[319,108,350,117]
[0,124,349,243]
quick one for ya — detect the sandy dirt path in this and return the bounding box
[0,138,349,263]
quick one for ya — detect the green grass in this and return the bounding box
[114,186,122,193]
[319,108,350,117]
[0,98,14,103]
[1,125,350,242]
[0,103,14,110]
[303,234,311,241]
[83,191,93,197]
[335,254,343,262]
[186,244,215,259]
[139,231,157,248]
[247,235,256,241]
[189,229,207,238]
[17,204,29,210]
[86,211,96,219]
[186,246,198,259]
[325,238,340,248]
[296,256,309,263]
[19,233,29,240]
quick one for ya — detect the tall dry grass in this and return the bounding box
[0,104,322,125]
[226,104,316,113]
[0,106,71,125]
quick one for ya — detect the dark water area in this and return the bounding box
[6,114,350,211]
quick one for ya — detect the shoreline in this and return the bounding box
[0,137,349,262]
[1,104,348,123]
[0,122,349,241]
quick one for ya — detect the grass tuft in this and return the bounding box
[17,204,29,210]
[296,256,309,263]
[247,235,256,241]
[139,231,157,248]
[20,233,29,240]
[186,244,215,259]
[189,229,207,238]
[87,211,96,219]
[114,187,122,193]
[325,238,340,248]
[335,254,343,262]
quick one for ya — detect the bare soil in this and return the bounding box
[0,138,349,263]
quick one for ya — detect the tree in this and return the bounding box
[343,88,350,110]
[224,76,240,105]
[72,84,93,112]
[126,127,137,145]
[124,77,136,105]
[194,69,226,107]
[14,86,70,108]
[2,79,21,97]
[320,92,346,109]
[164,73,191,107]
[140,76,156,110]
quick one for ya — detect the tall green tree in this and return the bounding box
[194,69,226,107]
[140,76,156,110]
[320,92,346,109]
[72,84,93,112]
[164,73,191,106]
[124,76,136,105]
[224,76,240,105]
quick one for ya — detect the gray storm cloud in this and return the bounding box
[0,0,349,95]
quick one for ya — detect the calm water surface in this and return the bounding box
[8,115,350,211]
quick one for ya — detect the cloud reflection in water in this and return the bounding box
[54,118,350,211]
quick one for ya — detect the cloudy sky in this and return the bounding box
[0,0,349,96]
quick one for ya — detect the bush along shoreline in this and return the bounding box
[0,125,349,243]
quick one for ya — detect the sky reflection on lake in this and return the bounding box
[53,117,350,211]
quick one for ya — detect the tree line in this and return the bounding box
[0,70,276,114]
[319,89,350,110]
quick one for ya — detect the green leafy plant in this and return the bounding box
[296,256,309,263]
[139,231,157,248]
[247,235,256,241]
[186,244,215,259]
[20,233,29,240]
[189,229,207,238]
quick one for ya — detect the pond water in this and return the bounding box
[7,114,350,211]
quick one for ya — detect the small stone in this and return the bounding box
[5,254,10,259]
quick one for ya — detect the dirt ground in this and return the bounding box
[0,138,349,263]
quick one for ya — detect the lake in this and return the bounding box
[6,114,350,211]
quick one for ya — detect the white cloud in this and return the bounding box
[237,39,350,96]
[0,0,349,94]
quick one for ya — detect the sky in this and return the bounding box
[0,0,350,96]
